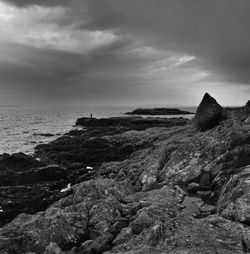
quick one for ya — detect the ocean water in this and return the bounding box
[0,105,196,155]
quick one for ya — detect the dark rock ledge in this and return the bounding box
[0,93,250,254]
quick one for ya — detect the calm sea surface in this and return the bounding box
[0,105,196,154]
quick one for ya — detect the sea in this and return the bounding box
[0,105,196,155]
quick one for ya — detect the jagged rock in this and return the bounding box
[108,220,128,235]
[194,93,223,131]
[44,242,64,254]
[0,179,134,253]
[245,116,250,124]
[1,100,250,253]
[217,165,250,224]
[91,232,114,254]
[78,240,93,254]
[107,188,250,254]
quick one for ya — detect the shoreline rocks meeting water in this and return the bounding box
[1,93,250,253]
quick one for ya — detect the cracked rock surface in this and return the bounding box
[1,96,250,253]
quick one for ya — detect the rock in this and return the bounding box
[78,240,93,254]
[199,172,211,187]
[217,165,250,224]
[196,190,212,197]
[246,100,250,113]
[0,152,43,172]
[75,116,190,130]
[2,99,250,253]
[245,116,250,124]
[17,165,68,184]
[125,108,194,115]
[43,242,64,254]
[91,232,114,254]
[194,93,223,131]
[108,220,128,235]
[34,133,55,137]
[112,227,133,246]
[187,182,200,192]
[0,153,70,226]
[0,178,134,253]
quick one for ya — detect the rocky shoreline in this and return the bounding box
[1,93,250,253]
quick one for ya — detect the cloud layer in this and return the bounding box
[0,0,250,106]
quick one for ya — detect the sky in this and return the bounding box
[0,0,250,106]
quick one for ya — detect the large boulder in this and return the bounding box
[194,93,223,131]
[246,100,250,113]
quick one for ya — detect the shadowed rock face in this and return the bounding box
[194,93,223,131]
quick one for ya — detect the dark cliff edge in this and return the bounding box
[0,94,250,254]
[125,107,194,115]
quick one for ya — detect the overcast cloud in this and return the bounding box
[0,0,250,106]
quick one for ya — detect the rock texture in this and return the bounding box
[1,94,250,253]
[194,93,224,131]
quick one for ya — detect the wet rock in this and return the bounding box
[194,93,223,131]
[0,152,43,173]
[0,153,70,226]
[17,165,68,184]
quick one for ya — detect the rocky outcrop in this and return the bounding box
[125,108,194,115]
[0,153,72,226]
[1,95,250,253]
[1,179,250,254]
[194,93,224,131]
[75,116,190,130]
[0,117,191,227]
[217,165,250,224]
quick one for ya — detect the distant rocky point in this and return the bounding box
[125,108,194,115]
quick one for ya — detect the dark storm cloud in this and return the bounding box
[80,0,250,85]
[1,0,69,7]
[0,39,166,105]
[1,0,250,106]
